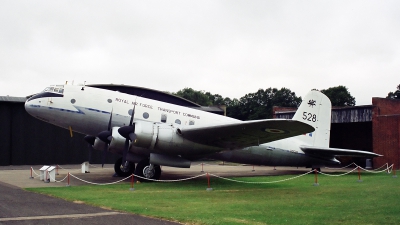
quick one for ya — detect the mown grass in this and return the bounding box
[27,171,399,225]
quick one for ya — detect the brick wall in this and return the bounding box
[372,98,400,169]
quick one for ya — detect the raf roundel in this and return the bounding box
[264,128,287,134]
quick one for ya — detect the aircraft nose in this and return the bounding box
[24,94,41,117]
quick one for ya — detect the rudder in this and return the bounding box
[292,90,332,147]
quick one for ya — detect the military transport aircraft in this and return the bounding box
[25,84,380,180]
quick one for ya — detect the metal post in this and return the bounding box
[313,169,319,186]
[66,172,70,187]
[29,167,34,179]
[357,166,363,182]
[206,173,213,191]
[130,174,135,191]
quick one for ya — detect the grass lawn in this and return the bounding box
[27,171,399,225]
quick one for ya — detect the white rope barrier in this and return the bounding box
[209,171,314,184]
[133,173,207,182]
[318,167,359,177]
[29,162,396,186]
[69,173,133,185]
[357,164,393,174]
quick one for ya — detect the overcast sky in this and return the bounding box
[1,0,399,105]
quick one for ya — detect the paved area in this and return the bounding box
[0,180,180,225]
[0,162,345,224]
[0,163,314,188]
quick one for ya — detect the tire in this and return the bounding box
[114,157,135,177]
[134,159,161,181]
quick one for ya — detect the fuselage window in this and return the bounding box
[107,99,112,103]
[175,119,181,124]
[71,99,76,104]
[161,114,167,123]
[189,120,195,125]
[143,112,149,119]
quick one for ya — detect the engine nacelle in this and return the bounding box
[108,127,127,153]
[133,121,185,153]
[93,127,128,154]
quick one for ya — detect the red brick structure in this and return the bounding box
[372,98,400,170]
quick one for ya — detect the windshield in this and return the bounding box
[42,85,64,94]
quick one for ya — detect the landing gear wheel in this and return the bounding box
[134,159,161,181]
[114,157,135,177]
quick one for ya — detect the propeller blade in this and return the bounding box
[107,108,113,131]
[123,138,129,163]
[102,142,107,168]
[121,101,137,166]
[129,103,136,126]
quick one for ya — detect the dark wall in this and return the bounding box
[330,122,372,166]
[1,102,118,166]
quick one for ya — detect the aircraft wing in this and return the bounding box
[179,119,314,150]
[300,146,382,157]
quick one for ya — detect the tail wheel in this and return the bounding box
[114,157,135,177]
[135,159,161,181]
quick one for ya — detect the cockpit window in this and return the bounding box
[42,85,64,94]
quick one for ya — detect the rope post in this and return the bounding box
[357,166,363,182]
[252,165,255,172]
[66,172,70,187]
[393,164,398,178]
[130,174,135,191]
[29,167,34,179]
[56,165,59,175]
[206,173,213,191]
[201,163,204,173]
[274,166,276,170]
[313,169,319,186]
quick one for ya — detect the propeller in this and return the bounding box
[118,103,137,166]
[97,108,113,168]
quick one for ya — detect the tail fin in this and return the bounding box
[292,90,332,147]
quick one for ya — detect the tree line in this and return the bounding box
[172,85,355,120]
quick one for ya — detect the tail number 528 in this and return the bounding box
[302,112,317,122]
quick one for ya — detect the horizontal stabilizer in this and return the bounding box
[300,145,382,157]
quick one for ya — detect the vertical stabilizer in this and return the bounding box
[292,90,332,147]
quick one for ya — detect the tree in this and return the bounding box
[173,87,301,120]
[227,87,301,120]
[321,86,355,106]
[173,88,212,106]
[387,84,400,99]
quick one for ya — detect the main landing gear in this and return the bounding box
[114,157,161,181]
[114,157,135,177]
